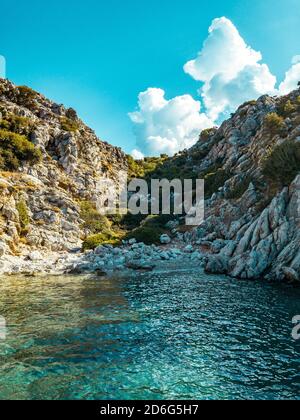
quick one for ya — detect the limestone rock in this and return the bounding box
[160,234,171,245]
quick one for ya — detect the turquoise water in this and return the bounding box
[0,269,299,400]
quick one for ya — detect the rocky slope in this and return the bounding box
[0,79,127,263]
[170,93,300,282]
[0,78,299,282]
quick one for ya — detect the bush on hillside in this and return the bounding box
[0,112,35,136]
[79,201,111,234]
[17,86,38,109]
[199,127,218,142]
[16,199,30,234]
[262,140,300,186]
[61,117,80,132]
[125,225,165,245]
[201,163,231,199]
[66,108,78,121]
[226,176,255,200]
[264,113,285,136]
[0,129,41,171]
[82,232,120,251]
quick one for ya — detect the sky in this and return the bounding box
[1,0,300,157]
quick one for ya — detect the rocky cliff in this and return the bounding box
[169,93,300,282]
[0,78,299,282]
[0,79,127,259]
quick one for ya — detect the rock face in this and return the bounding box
[0,79,127,256]
[1,78,299,283]
[179,92,300,282]
[205,176,300,280]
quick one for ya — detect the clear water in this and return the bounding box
[0,268,299,400]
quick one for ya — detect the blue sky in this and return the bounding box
[1,0,300,154]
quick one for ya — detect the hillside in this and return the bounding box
[0,79,127,258]
[127,92,300,282]
[0,78,299,282]
[153,93,300,281]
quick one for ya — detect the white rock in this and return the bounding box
[28,251,42,261]
[160,252,170,260]
[160,234,171,245]
[0,243,6,258]
[184,245,194,253]
[191,251,202,261]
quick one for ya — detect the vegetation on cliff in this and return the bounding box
[262,140,300,186]
[0,129,41,171]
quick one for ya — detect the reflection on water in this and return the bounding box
[0,270,299,400]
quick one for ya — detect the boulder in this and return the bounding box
[126,259,155,271]
[184,245,194,253]
[28,251,43,262]
[205,255,229,274]
[160,234,171,245]
[282,267,300,283]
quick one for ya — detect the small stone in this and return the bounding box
[191,251,202,261]
[126,259,155,271]
[184,245,194,253]
[28,251,42,262]
[282,267,300,283]
[160,234,171,245]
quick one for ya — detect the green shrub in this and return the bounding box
[278,99,297,117]
[82,232,120,251]
[203,168,231,199]
[0,129,41,171]
[283,100,296,116]
[264,113,285,136]
[16,200,30,234]
[125,225,165,245]
[119,212,146,230]
[0,112,35,136]
[126,154,168,179]
[241,100,257,108]
[79,201,111,234]
[17,86,38,109]
[65,108,78,121]
[227,176,254,199]
[61,117,80,132]
[199,127,217,142]
[262,140,300,186]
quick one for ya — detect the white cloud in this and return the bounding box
[279,58,300,95]
[184,17,261,83]
[130,18,300,157]
[131,149,145,160]
[292,55,300,65]
[184,17,277,120]
[129,88,213,157]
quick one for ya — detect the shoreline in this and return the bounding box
[0,241,206,277]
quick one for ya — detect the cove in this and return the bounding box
[0,268,299,400]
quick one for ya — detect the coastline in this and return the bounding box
[0,242,206,277]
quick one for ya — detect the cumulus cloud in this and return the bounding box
[130,17,300,156]
[184,17,277,120]
[129,88,213,157]
[279,57,300,95]
[131,149,145,160]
